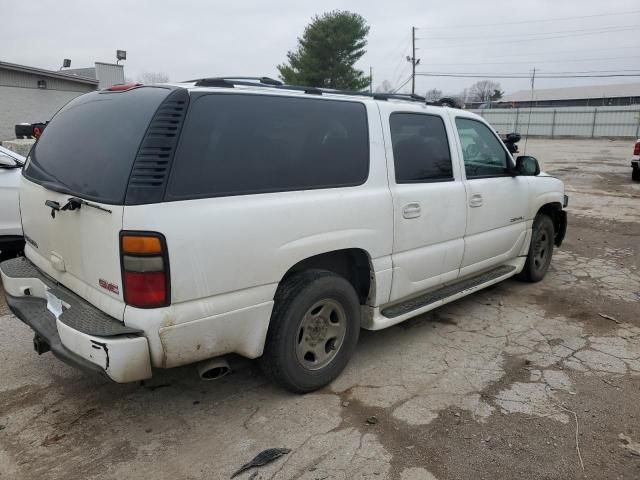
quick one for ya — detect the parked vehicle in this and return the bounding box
[0,146,25,258]
[632,139,640,181]
[15,122,48,139]
[0,78,568,392]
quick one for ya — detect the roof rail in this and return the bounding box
[188,76,283,87]
[182,77,428,103]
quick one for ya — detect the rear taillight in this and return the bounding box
[634,141,640,156]
[120,232,170,308]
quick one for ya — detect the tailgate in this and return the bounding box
[21,177,125,319]
[18,86,174,320]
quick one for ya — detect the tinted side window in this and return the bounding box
[390,113,453,183]
[455,118,509,178]
[167,94,369,199]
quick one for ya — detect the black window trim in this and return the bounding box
[455,116,515,180]
[389,111,455,185]
[164,91,371,201]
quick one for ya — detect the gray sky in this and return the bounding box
[3,0,639,97]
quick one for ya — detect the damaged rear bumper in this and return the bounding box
[1,257,152,382]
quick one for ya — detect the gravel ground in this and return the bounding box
[1,138,639,480]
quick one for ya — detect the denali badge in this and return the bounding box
[99,279,119,295]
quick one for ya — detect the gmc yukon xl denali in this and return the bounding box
[0,78,567,393]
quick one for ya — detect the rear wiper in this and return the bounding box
[45,197,112,218]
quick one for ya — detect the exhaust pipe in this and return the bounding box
[197,357,231,381]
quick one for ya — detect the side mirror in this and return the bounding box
[515,155,540,176]
[0,154,19,169]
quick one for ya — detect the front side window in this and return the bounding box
[390,113,453,183]
[455,118,510,178]
[167,94,369,199]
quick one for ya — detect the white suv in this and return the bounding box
[0,78,567,392]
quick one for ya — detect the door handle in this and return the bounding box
[402,202,421,219]
[469,193,483,208]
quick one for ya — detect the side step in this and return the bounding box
[381,265,516,318]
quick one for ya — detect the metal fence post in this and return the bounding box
[515,108,520,132]
[551,109,557,138]
[591,108,598,138]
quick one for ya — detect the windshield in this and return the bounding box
[24,87,170,204]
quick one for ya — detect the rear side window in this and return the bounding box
[167,94,369,199]
[24,87,171,204]
[390,113,453,183]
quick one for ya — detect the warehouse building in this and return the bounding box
[498,82,640,108]
[63,62,125,89]
[0,61,98,140]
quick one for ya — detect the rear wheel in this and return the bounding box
[261,270,360,393]
[632,168,640,181]
[518,214,555,283]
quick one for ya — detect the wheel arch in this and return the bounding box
[536,202,567,247]
[279,248,375,306]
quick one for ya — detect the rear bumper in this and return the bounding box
[0,257,152,382]
[632,159,639,169]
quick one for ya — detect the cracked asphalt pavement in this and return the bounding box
[1,138,639,480]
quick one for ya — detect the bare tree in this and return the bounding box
[138,72,170,84]
[375,80,394,93]
[468,80,502,102]
[425,88,443,102]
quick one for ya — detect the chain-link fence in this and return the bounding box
[471,105,640,138]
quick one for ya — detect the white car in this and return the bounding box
[0,78,567,392]
[0,145,24,257]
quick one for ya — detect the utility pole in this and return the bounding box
[411,27,416,95]
[406,27,420,95]
[369,66,373,93]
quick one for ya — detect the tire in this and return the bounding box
[632,168,640,181]
[518,214,555,283]
[261,270,360,393]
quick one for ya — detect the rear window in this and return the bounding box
[24,87,170,204]
[166,94,369,199]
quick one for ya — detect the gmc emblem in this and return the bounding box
[99,279,119,295]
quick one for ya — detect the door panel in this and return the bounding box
[454,117,528,276]
[385,111,467,302]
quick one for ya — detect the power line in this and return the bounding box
[420,24,638,41]
[392,76,412,93]
[416,55,640,66]
[416,26,637,49]
[421,45,640,61]
[416,72,640,79]
[421,69,640,76]
[416,9,640,30]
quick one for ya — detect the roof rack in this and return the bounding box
[183,77,428,103]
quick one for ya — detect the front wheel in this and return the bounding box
[518,214,555,282]
[261,270,360,393]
